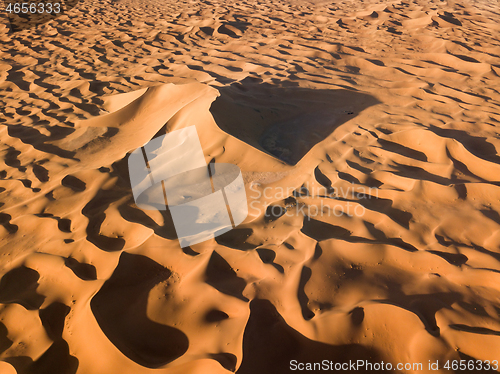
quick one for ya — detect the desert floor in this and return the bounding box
[1,0,500,373]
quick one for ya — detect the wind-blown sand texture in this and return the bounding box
[1,0,500,372]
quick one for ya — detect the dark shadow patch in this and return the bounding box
[217,24,237,37]
[182,246,200,256]
[428,250,468,266]
[298,266,315,320]
[61,175,86,192]
[455,183,467,200]
[392,162,456,185]
[387,26,402,35]
[210,79,379,165]
[0,212,18,234]
[257,248,284,273]
[394,67,415,76]
[6,124,76,160]
[113,159,179,245]
[0,266,45,309]
[3,357,33,373]
[441,83,491,101]
[452,54,480,63]
[4,146,25,171]
[301,217,418,252]
[377,138,427,161]
[480,208,500,225]
[358,197,413,229]
[438,13,462,26]
[199,26,214,36]
[218,19,248,37]
[363,222,418,252]
[301,217,351,241]
[119,203,170,233]
[64,257,97,280]
[367,59,384,66]
[349,306,364,326]
[26,339,79,374]
[376,283,463,337]
[346,160,372,174]
[456,301,489,318]
[91,252,189,367]
[345,66,361,74]
[337,171,360,184]
[39,302,71,340]
[353,148,375,164]
[32,164,49,182]
[449,324,500,336]
[0,322,13,355]
[430,125,500,165]
[205,309,229,323]
[57,218,72,233]
[264,205,286,223]
[20,179,32,189]
[314,166,332,188]
[293,185,310,197]
[236,299,387,374]
[256,248,276,264]
[336,19,349,29]
[435,234,500,262]
[205,251,248,301]
[82,188,127,252]
[215,228,257,250]
[208,353,238,372]
[313,243,322,260]
[451,40,474,51]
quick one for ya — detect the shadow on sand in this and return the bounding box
[210,77,380,165]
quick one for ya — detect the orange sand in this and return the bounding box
[1,0,500,373]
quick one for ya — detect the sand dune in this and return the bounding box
[1,0,500,372]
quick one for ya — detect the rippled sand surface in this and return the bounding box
[1,0,500,373]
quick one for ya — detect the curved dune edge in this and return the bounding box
[1,0,500,372]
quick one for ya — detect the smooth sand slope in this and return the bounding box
[1,0,500,373]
